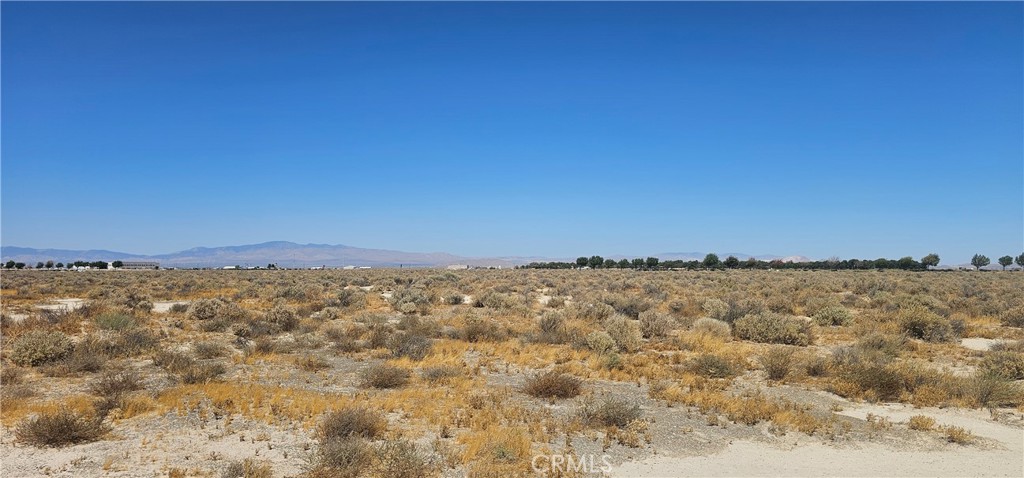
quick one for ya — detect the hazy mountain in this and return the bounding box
[1,242,812,268]
[1,242,516,268]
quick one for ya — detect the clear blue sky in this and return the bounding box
[2,2,1021,263]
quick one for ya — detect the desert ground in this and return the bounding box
[1,269,1022,477]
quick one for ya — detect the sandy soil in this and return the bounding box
[35,298,87,312]
[961,338,1014,352]
[151,301,190,313]
[612,398,1024,477]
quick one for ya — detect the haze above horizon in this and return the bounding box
[2,2,1021,264]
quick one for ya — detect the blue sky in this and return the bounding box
[2,2,1021,263]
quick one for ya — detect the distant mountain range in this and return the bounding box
[0,242,810,268]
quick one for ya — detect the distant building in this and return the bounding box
[121,261,159,270]
[446,264,470,270]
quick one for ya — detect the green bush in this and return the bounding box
[9,330,73,366]
[980,351,1024,380]
[898,306,958,343]
[812,306,852,326]
[585,331,617,355]
[95,313,138,331]
[638,310,673,338]
[603,314,643,352]
[733,312,813,346]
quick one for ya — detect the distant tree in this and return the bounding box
[1016,253,1024,268]
[111,260,124,269]
[971,254,990,270]
[897,256,918,270]
[89,261,109,269]
[920,253,940,269]
[743,257,759,269]
[15,262,25,269]
[703,253,721,269]
[4,260,14,269]
[587,256,604,269]
[576,257,588,268]
[723,256,740,268]
[55,262,64,269]
[604,258,617,269]
[35,262,44,269]
[998,255,1013,270]
[44,260,54,269]
[632,258,644,270]
[645,257,659,270]
[617,259,630,269]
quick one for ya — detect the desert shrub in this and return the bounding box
[546,296,565,308]
[999,307,1024,328]
[1,365,25,385]
[421,365,463,383]
[702,298,729,321]
[264,304,299,332]
[966,372,1021,407]
[332,337,365,354]
[523,371,582,399]
[585,331,617,355]
[579,396,643,428]
[315,437,372,477]
[388,332,432,361]
[943,426,974,444]
[221,458,273,478]
[474,290,522,310]
[908,415,935,431]
[812,306,852,326]
[603,314,643,353]
[8,330,73,366]
[15,408,106,447]
[360,363,410,389]
[443,292,466,305]
[461,317,507,343]
[179,362,226,384]
[855,333,907,359]
[374,439,432,478]
[318,406,387,441]
[601,352,624,370]
[194,341,230,359]
[43,342,107,376]
[760,347,795,380]
[334,289,367,310]
[638,310,673,338]
[567,302,615,322]
[688,354,736,378]
[898,306,957,343]
[189,298,248,331]
[845,363,904,401]
[980,351,1024,380]
[536,311,568,344]
[734,312,813,346]
[169,303,190,314]
[691,317,731,338]
[89,368,142,397]
[603,294,652,319]
[389,287,432,314]
[296,354,331,372]
[95,313,138,331]
[804,354,830,377]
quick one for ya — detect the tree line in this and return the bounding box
[521,252,1024,271]
[3,260,120,270]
